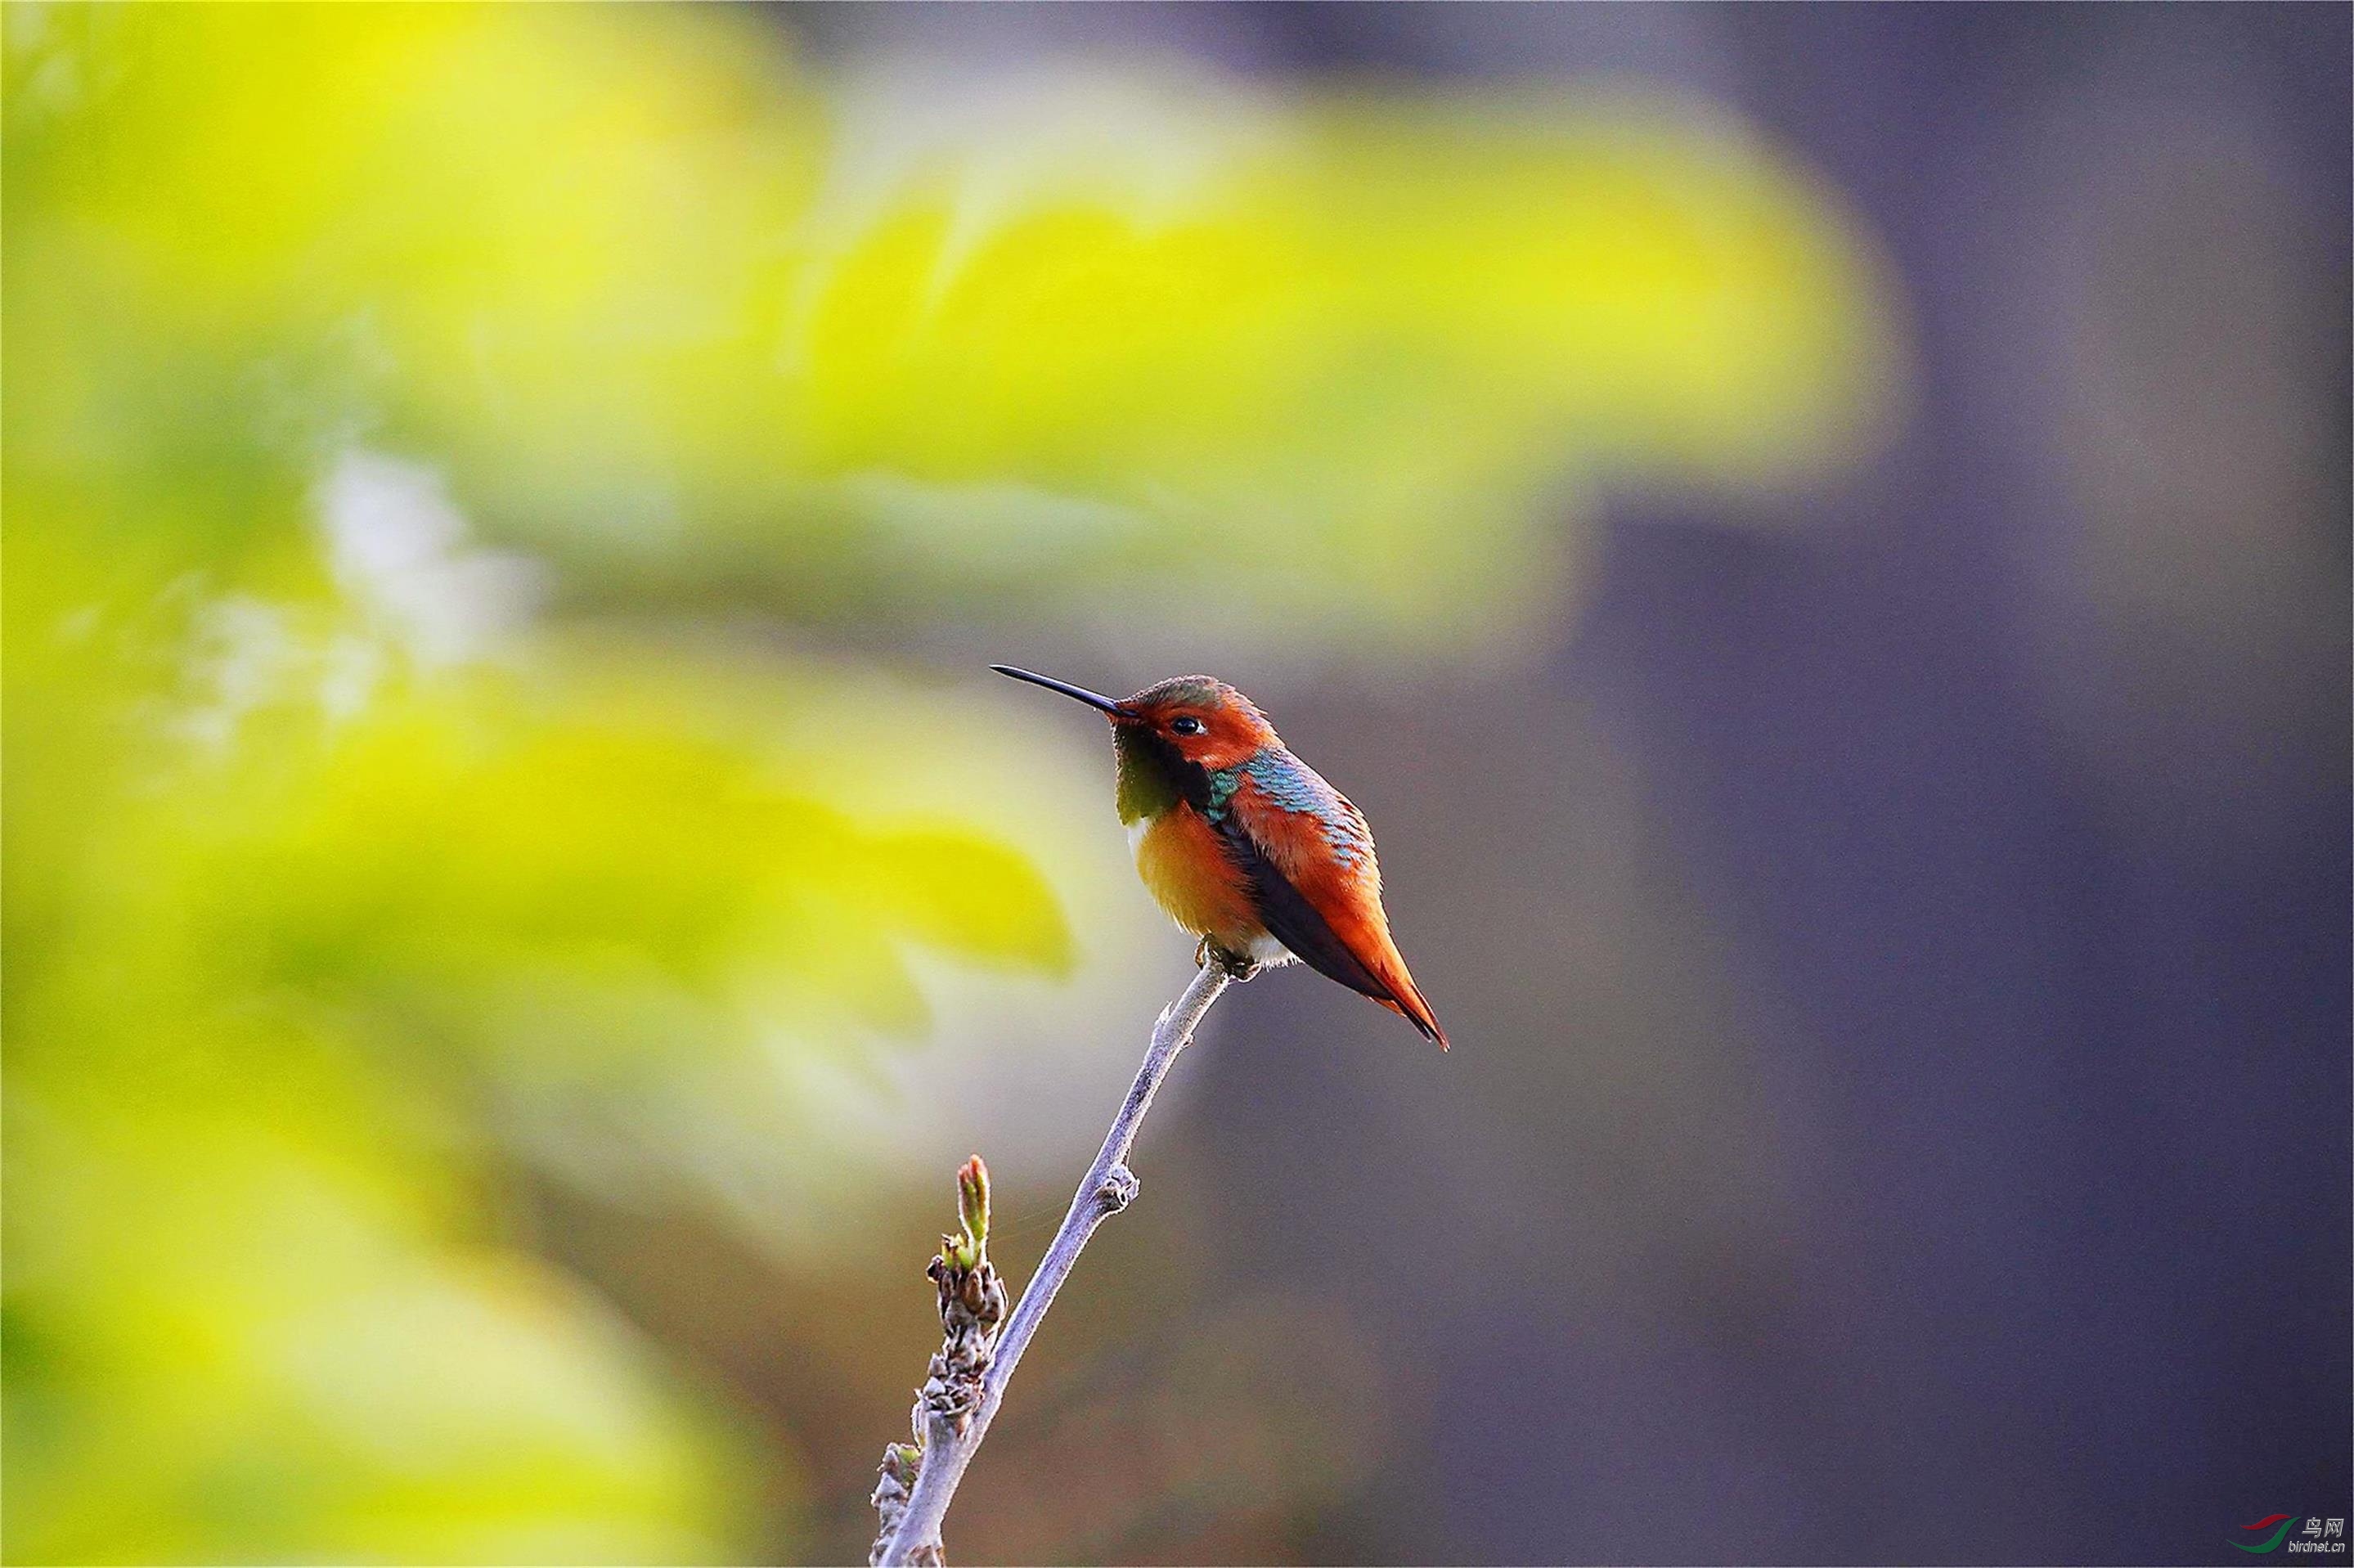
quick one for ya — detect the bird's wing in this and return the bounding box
[1219,752,1447,1047]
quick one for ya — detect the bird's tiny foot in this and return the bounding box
[1205,941,1262,982]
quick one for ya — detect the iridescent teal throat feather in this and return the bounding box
[1202,767,1242,821]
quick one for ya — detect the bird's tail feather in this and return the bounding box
[1381,974,1449,1051]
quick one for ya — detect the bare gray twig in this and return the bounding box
[871,959,1238,1566]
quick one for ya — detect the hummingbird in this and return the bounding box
[991,665,1448,1049]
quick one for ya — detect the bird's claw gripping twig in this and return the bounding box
[1196,937,1262,981]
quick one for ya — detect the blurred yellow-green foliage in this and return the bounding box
[2,3,1892,1561]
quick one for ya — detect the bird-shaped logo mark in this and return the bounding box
[993,665,1447,1049]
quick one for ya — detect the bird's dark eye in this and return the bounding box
[1170,715,1206,736]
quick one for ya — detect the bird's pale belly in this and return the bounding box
[1130,806,1278,955]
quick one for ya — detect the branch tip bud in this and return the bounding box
[957,1156,990,1251]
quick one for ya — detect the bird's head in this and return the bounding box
[1112,675,1276,769]
[991,666,1278,808]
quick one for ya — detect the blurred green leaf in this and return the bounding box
[7,4,1898,649]
[4,553,1071,1561]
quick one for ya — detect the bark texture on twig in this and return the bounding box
[870,959,1238,1566]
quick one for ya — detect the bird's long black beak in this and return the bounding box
[990,664,1134,719]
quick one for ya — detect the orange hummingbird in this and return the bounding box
[991,665,1448,1049]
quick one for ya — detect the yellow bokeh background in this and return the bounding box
[4,3,1896,1560]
